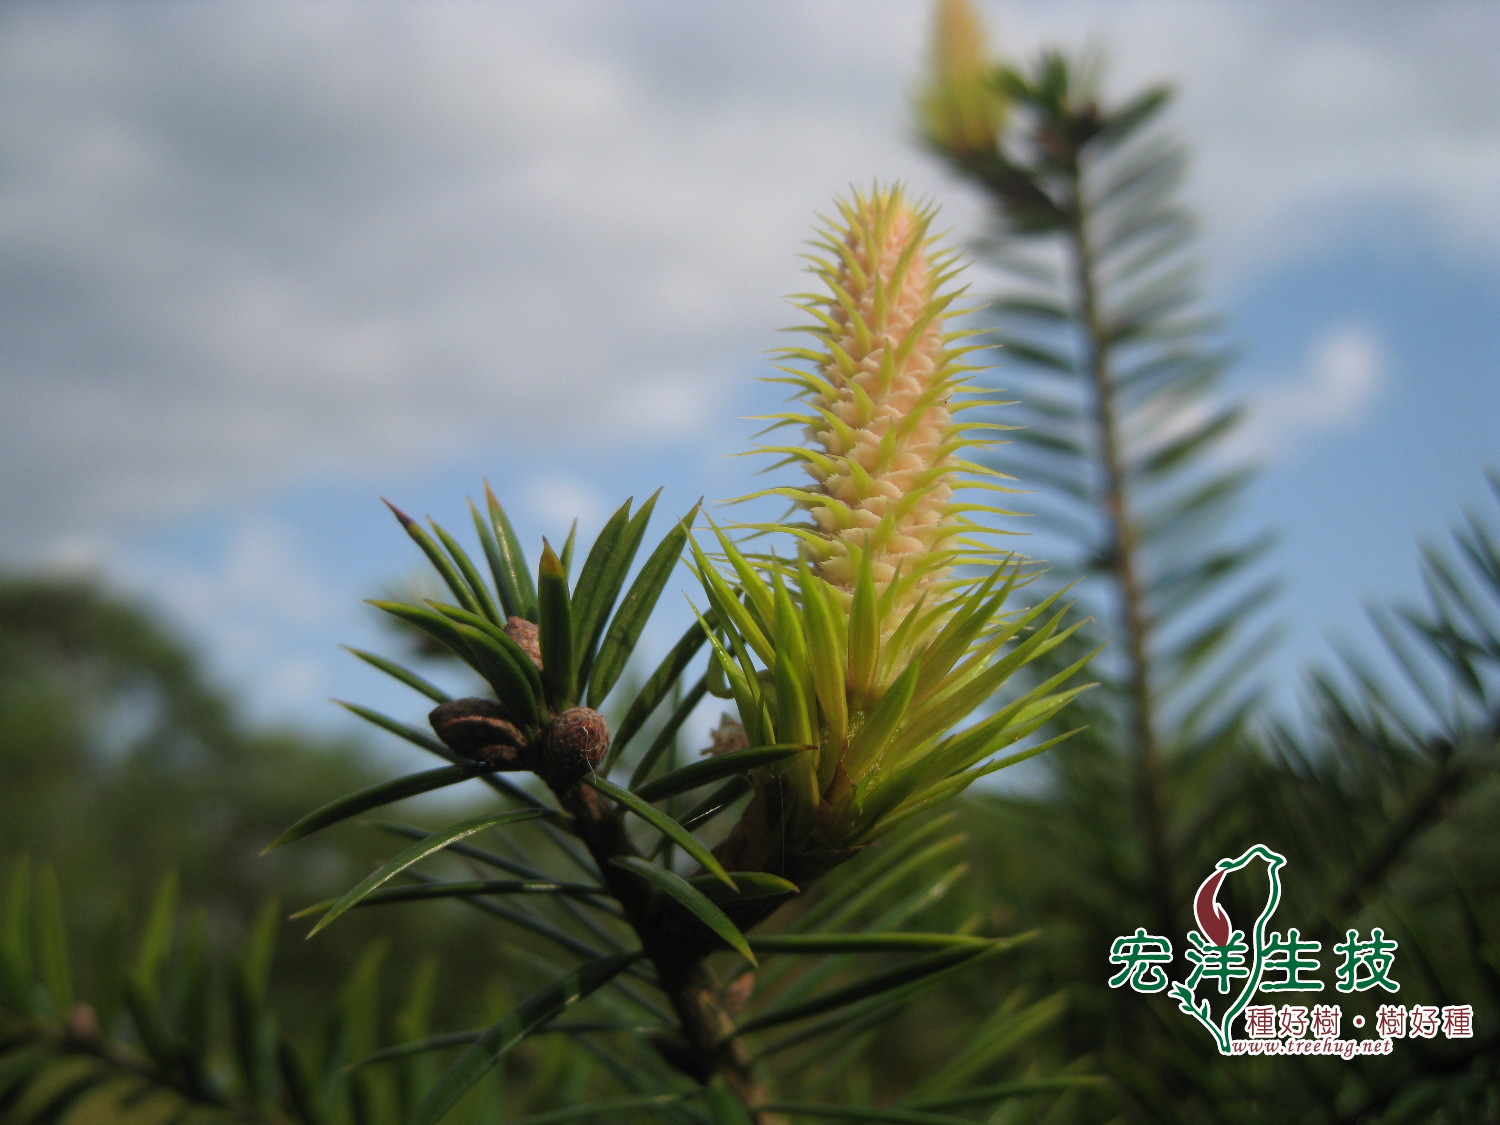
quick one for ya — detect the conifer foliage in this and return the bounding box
[918,3,1498,1119]
[1,7,1495,1123]
[1,185,1093,1123]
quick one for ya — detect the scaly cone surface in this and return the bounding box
[697,187,1088,869]
[749,187,1014,695]
[916,0,1008,158]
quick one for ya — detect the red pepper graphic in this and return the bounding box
[1194,868,1232,946]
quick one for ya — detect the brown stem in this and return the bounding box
[434,691,793,1117]
[541,767,783,1124]
[1062,163,1176,940]
[657,960,777,1118]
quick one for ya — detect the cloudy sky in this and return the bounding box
[2,1,1496,742]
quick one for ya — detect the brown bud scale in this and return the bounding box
[542,707,610,782]
[429,698,530,770]
[504,616,544,671]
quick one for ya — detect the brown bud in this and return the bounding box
[65,1002,100,1044]
[541,706,610,782]
[722,969,756,1016]
[429,698,530,770]
[504,616,543,671]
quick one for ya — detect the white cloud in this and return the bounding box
[0,1,1491,565]
[995,1,1500,284]
[263,656,330,711]
[165,519,330,625]
[1233,324,1387,460]
[110,518,339,712]
[0,3,935,557]
[0,521,327,714]
[523,477,608,538]
[1127,323,1387,468]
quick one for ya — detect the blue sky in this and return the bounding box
[1,2,1495,752]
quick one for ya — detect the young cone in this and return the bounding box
[917,0,1007,158]
[696,186,1089,877]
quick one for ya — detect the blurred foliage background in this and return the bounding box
[2,5,1497,1123]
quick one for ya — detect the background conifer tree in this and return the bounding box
[917,4,1498,1120]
